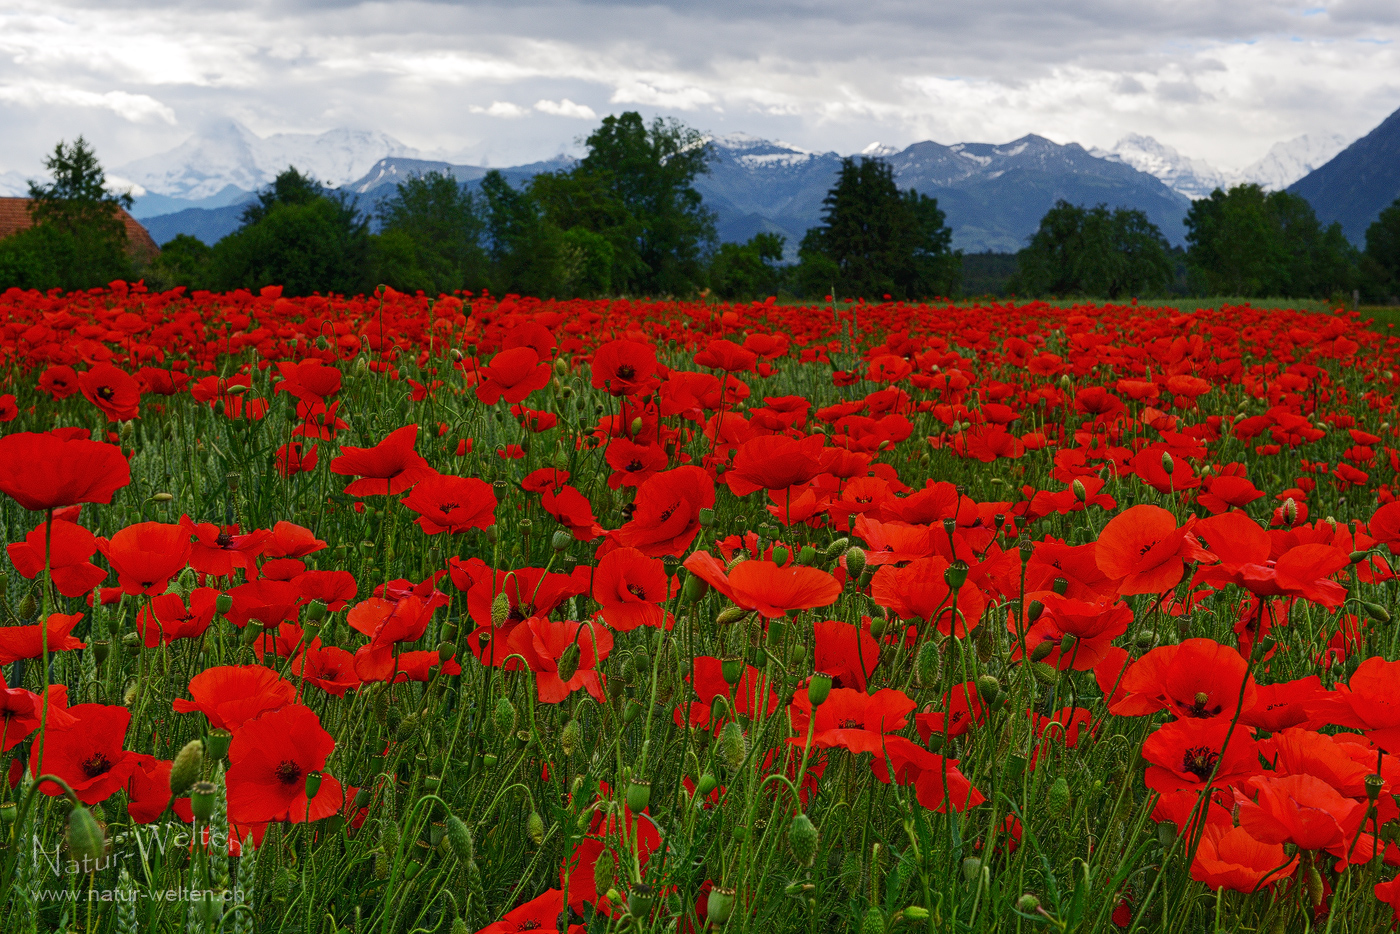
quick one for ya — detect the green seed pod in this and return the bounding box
[551,529,572,552]
[628,883,655,919]
[707,885,736,926]
[67,804,106,866]
[944,560,969,589]
[698,507,715,527]
[440,814,472,864]
[626,780,652,812]
[593,847,615,897]
[718,720,746,771]
[797,545,817,566]
[682,573,709,604]
[169,739,204,797]
[526,810,545,845]
[1047,776,1070,817]
[720,656,745,685]
[494,697,516,737]
[771,544,791,567]
[215,593,233,615]
[844,547,867,579]
[961,856,983,882]
[190,781,218,822]
[557,643,581,683]
[788,812,819,867]
[304,771,324,801]
[807,672,833,707]
[915,641,941,688]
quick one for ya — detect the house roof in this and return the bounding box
[0,197,160,259]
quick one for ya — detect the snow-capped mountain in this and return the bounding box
[708,133,825,169]
[116,121,422,200]
[1236,134,1348,192]
[860,142,902,158]
[1090,134,1229,200]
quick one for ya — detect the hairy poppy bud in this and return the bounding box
[807,672,833,707]
[190,781,218,822]
[526,810,545,845]
[696,772,718,797]
[1032,661,1059,685]
[844,546,867,579]
[716,606,747,626]
[789,813,819,867]
[491,592,511,626]
[916,641,941,688]
[557,643,581,683]
[1364,602,1392,624]
[976,674,1000,704]
[17,592,36,620]
[1047,776,1070,817]
[169,739,204,797]
[67,804,105,867]
[592,848,615,898]
[1029,639,1054,662]
[718,720,746,771]
[1015,893,1040,913]
[1072,478,1086,502]
[707,886,736,926]
[682,573,709,604]
[560,718,580,757]
[204,729,232,761]
[626,780,652,811]
[494,697,516,736]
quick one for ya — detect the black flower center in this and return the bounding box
[97,386,115,400]
[438,502,460,515]
[1182,745,1220,780]
[616,365,636,380]
[81,753,112,778]
[627,583,648,600]
[275,760,303,785]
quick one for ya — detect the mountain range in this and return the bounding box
[3,110,1394,254]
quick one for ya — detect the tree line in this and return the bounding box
[3,121,1400,303]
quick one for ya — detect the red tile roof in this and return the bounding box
[0,197,160,259]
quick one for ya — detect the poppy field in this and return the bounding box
[0,282,1399,934]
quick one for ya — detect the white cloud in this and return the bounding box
[0,81,176,124]
[472,101,529,118]
[610,81,716,111]
[534,98,597,119]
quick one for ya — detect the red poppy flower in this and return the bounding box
[592,547,671,631]
[78,363,141,421]
[506,617,613,703]
[1237,773,1366,852]
[1191,824,1295,893]
[348,590,439,649]
[225,579,301,629]
[0,676,75,752]
[475,346,551,405]
[275,441,318,477]
[683,552,841,619]
[181,516,270,577]
[540,485,603,541]
[723,434,827,497]
[290,569,357,611]
[400,473,497,534]
[98,521,191,595]
[617,466,715,557]
[264,521,327,558]
[290,645,362,697]
[693,338,757,373]
[329,425,435,496]
[1194,511,1349,607]
[1305,657,1400,751]
[31,703,138,804]
[1095,504,1210,595]
[1240,675,1322,731]
[789,686,915,738]
[604,438,668,489]
[1196,475,1265,515]
[479,888,585,934]
[590,339,658,396]
[1141,717,1259,793]
[5,518,106,597]
[915,681,986,740]
[226,704,342,823]
[172,665,297,730]
[870,556,986,637]
[1009,593,1131,671]
[677,656,778,730]
[0,432,130,512]
[38,364,81,400]
[1111,638,1257,720]
[352,646,461,683]
[1371,501,1400,555]
[134,589,219,647]
[563,806,662,912]
[813,619,880,690]
[125,753,175,824]
[0,395,15,422]
[274,360,342,404]
[1028,707,1096,769]
[0,613,86,664]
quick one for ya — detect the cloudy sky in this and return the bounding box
[1,0,1397,176]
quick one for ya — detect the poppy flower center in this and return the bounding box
[658,503,678,522]
[508,602,536,622]
[616,364,636,380]
[1137,539,1162,557]
[81,752,113,778]
[1184,692,1223,718]
[519,923,542,931]
[438,502,460,514]
[626,459,644,472]
[216,531,234,548]
[275,760,303,785]
[97,386,115,400]
[626,583,648,599]
[1181,745,1220,780]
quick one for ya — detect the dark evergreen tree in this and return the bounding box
[1015,201,1173,299]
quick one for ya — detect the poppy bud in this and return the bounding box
[844,546,867,579]
[557,643,581,683]
[626,779,651,811]
[824,538,850,558]
[707,886,736,925]
[169,739,204,797]
[623,699,642,724]
[494,697,516,736]
[771,544,790,568]
[916,641,941,688]
[491,592,511,626]
[561,718,580,757]
[796,545,817,566]
[716,606,747,626]
[592,848,615,898]
[1026,599,1044,622]
[1047,776,1070,817]
[215,593,233,615]
[682,573,709,604]
[551,529,571,552]
[190,781,218,822]
[1072,479,1086,502]
[1135,630,1158,649]
[1029,640,1054,662]
[526,810,545,845]
[960,856,983,882]
[1015,893,1040,913]
[696,772,718,797]
[976,674,1000,705]
[1307,864,1324,907]
[944,560,968,590]
[1282,497,1298,526]
[67,804,106,867]
[788,812,819,867]
[485,524,499,543]
[1364,602,1392,624]
[1032,661,1058,685]
[1160,452,1175,476]
[17,592,36,620]
[869,614,887,638]
[807,672,833,707]
[151,492,174,503]
[718,720,746,771]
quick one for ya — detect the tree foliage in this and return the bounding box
[1361,197,1400,302]
[1185,184,1356,298]
[1014,200,1174,299]
[797,157,959,300]
[709,232,786,300]
[374,171,487,295]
